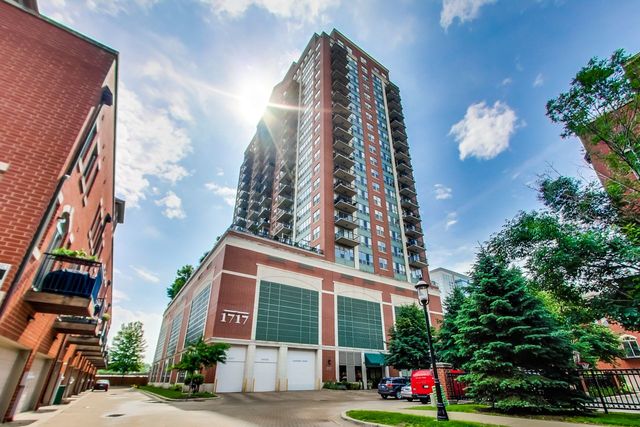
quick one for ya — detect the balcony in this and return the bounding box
[249,198,260,210]
[386,89,401,102]
[332,79,349,96]
[387,97,401,112]
[335,231,359,247]
[272,222,293,239]
[275,195,293,209]
[259,206,270,219]
[257,218,270,231]
[275,208,293,223]
[407,239,426,253]
[335,214,358,230]
[395,150,410,163]
[237,197,248,209]
[403,210,421,224]
[260,196,272,208]
[24,253,103,317]
[390,119,405,131]
[334,126,353,143]
[248,209,259,221]
[334,196,358,214]
[331,69,348,84]
[404,225,423,239]
[332,90,350,106]
[334,180,357,197]
[397,171,414,185]
[401,197,419,210]
[277,181,293,196]
[408,254,429,269]
[399,184,417,198]
[54,316,100,335]
[389,107,403,121]
[393,137,409,151]
[334,166,356,182]
[68,335,103,347]
[396,159,412,173]
[235,217,247,227]
[332,111,351,129]
[334,152,355,169]
[392,128,407,142]
[334,138,354,156]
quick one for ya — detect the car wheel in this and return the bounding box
[407,398,413,402]
[420,398,429,404]
[395,391,402,399]
[381,395,388,399]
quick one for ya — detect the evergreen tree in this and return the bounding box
[385,305,431,370]
[434,285,467,368]
[109,321,146,375]
[456,251,584,413]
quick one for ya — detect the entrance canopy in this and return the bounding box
[364,352,385,367]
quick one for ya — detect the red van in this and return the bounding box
[411,370,435,404]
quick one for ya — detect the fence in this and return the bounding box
[579,368,640,413]
[445,368,640,412]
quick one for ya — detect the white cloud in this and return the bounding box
[450,100,518,160]
[533,73,544,87]
[200,0,341,25]
[205,182,237,206]
[440,0,496,30]
[445,212,458,230]
[216,167,225,177]
[434,184,453,200]
[116,85,192,207]
[501,77,512,86]
[112,288,130,303]
[109,305,163,364]
[85,0,159,16]
[155,191,186,219]
[131,265,161,283]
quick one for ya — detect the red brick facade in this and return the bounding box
[0,1,119,420]
[150,230,443,392]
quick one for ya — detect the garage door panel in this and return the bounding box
[216,345,246,393]
[253,347,277,392]
[287,349,316,391]
[0,346,19,399]
[17,357,47,413]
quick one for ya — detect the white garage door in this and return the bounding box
[0,345,20,400]
[216,345,246,393]
[17,356,47,413]
[253,347,277,392]
[286,349,316,391]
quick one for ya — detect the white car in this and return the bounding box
[400,384,413,401]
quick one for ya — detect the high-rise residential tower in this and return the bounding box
[233,30,428,282]
[150,30,443,395]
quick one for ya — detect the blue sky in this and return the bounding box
[39,0,640,362]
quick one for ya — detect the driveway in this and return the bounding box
[10,387,411,427]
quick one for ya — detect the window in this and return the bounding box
[371,169,379,179]
[372,182,380,192]
[378,257,388,270]
[622,336,640,358]
[337,296,383,350]
[166,313,183,356]
[313,194,320,206]
[376,225,385,237]
[313,177,320,190]
[377,241,386,253]
[374,210,383,221]
[312,226,320,240]
[184,285,211,345]
[373,196,382,207]
[313,209,320,222]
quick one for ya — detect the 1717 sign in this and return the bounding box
[220,309,249,325]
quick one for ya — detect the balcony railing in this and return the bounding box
[24,253,103,317]
[335,213,358,230]
[333,166,356,182]
[334,180,357,197]
[334,196,358,213]
[408,255,429,268]
[335,231,359,247]
[230,225,324,255]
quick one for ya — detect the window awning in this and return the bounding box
[364,352,386,367]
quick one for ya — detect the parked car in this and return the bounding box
[92,379,110,392]
[411,369,434,404]
[400,384,414,401]
[377,377,409,399]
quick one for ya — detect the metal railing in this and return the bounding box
[579,368,640,412]
[445,371,468,401]
[33,253,103,302]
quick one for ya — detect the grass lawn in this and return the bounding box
[346,410,503,427]
[138,385,216,399]
[409,404,640,426]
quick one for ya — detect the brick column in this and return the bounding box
[435,362,453,401]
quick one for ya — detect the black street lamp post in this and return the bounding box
[415,279,449,422]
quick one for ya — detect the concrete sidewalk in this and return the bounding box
[344,407,606,427]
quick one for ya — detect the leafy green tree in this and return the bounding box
[434,286,467,368]
[385,305,431,370]
[490,177,640,331]
[457,251,584,413]
[546,49,640,207]
[172,337,230,393]
[166,264,194,300]
[109,321,146,375]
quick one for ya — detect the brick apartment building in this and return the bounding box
[0,0,123,420]
[150,30,443,393]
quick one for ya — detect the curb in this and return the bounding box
[340,411,390,427]
[135,388,220,402]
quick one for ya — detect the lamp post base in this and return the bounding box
[436,403,449,421]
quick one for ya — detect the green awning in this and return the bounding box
[364,352,386,367]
